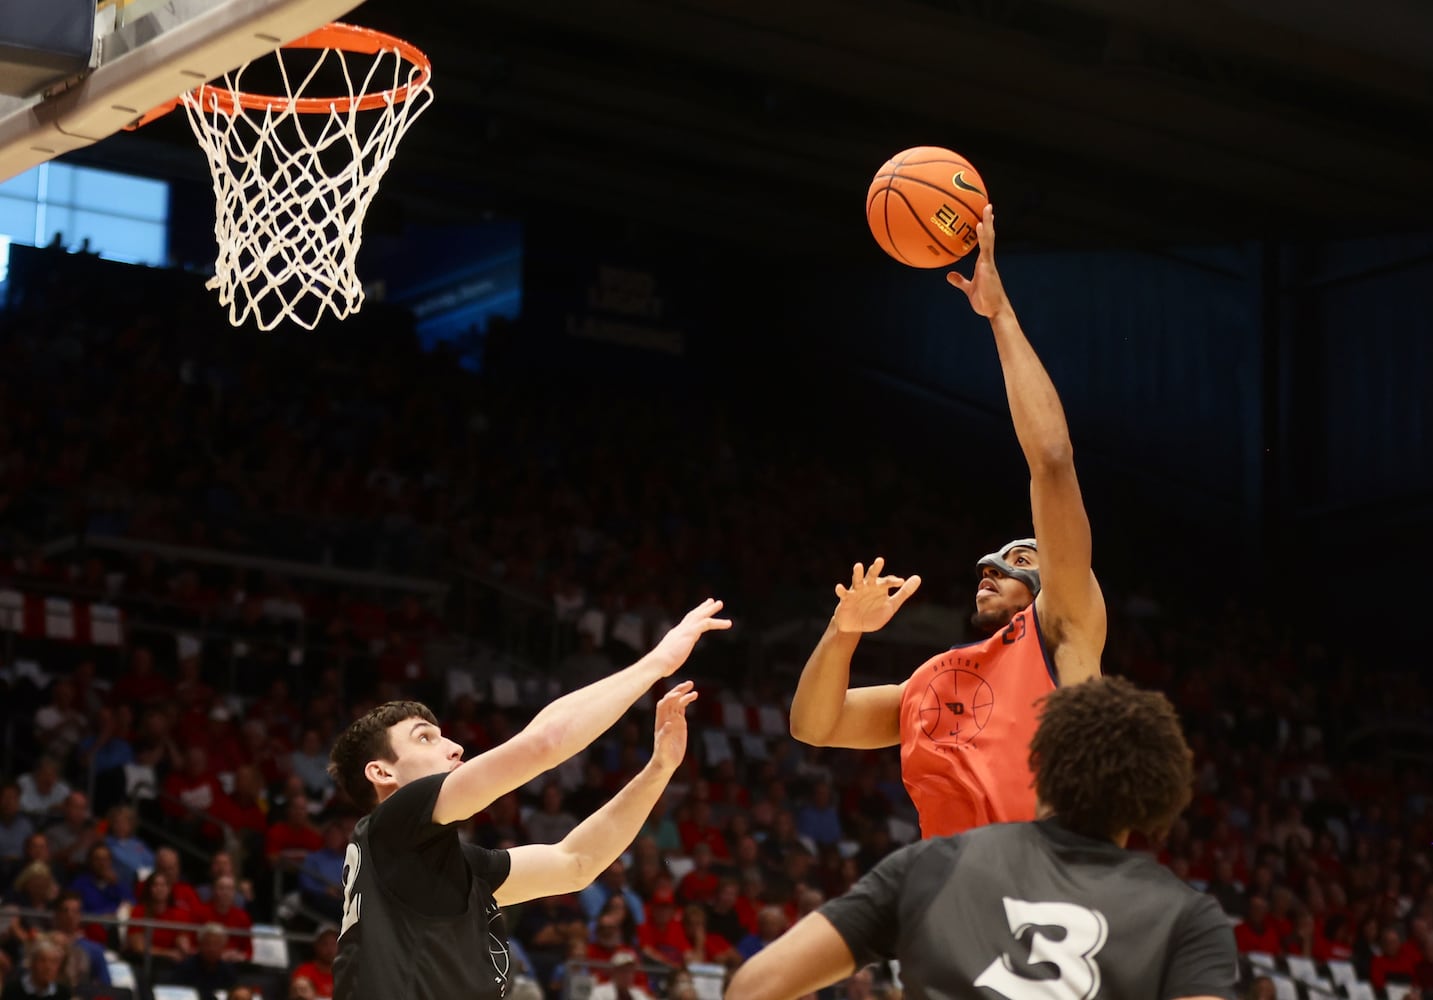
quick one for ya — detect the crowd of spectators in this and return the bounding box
[0,249,1428,1000]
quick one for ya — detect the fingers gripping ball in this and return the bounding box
[866,147,989,268]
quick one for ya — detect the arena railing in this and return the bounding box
[560,957,727,1000]
[7,905,325,987]
[43,534,448,605]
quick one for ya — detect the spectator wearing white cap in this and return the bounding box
[587,950,654,1000]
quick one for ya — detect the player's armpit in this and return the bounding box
[725,913,856,1000]
[806,684,904,749]
[491,843,581,907]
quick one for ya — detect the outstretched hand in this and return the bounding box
[650,598,732,676]
[833,557,921,634]
[947,204,1011,319]
[650,680,698,772]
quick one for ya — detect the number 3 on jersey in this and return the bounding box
[973,898,1109,1000]
[339,843,362,937]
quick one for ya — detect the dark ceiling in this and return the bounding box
[85,0,1433,256]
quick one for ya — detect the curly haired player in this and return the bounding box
[732,676,1234,1000]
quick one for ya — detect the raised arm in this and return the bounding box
[725,912,856,1000]
[789,558,919,749]
[495,683,698,905]
[432,600,729,825]
[949,205,1105,682]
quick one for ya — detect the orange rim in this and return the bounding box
[190,22,429,117]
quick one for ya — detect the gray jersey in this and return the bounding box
[821,819,1237,1000]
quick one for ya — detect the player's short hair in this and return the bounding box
[1029,676,1192,841]
[329,700,439,811]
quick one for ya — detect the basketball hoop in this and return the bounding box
[135,23,433,330]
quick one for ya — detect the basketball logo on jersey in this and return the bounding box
[487,897,510,998]
[918,669,994,744]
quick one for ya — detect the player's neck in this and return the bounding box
[1036,802,1131,848]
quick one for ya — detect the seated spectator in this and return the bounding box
[635,886,687,970]
[78,706,135,813]
[247,679,302,748]
[265,794,322,873]
[197,851,253,911]
[707,759,752,817]
[587,950,654,1000]
[162,746,231,848]
[678,800,730,859]
[298,823,347,922]
[153,846,204,915]
[1321,914,1356,963]
[513,892,586,988]
[0,785,34,882]
[1235,897,1284,955]
[441,693,489,753]
[1,935,71,1000]
[103,804,154,887]
[44,793,97,878]
[594,894,640,946]
[526,784,579,845]
[548,933,596,998]
[290,730,336,807]
[290,925,338,1000]
[126,872,195,967]
[638,795,681,854]
[1283,910,1324,960]
[470,792,527,850]
[760,810,809,869]
[704,878,746,947]
[110,647,172,709]
[17,759,68,819]
[680,903,737,966]
[586,912,635,983]
[1372,926,1423,990]
[167,922,239,1000]
[14,834,54,887]
[49,893,110,989]
[198,874,252,962]
[579,860,646,925]
[9,862,58,913]
[733,872,766,936]
[220,764,270,839]
[737,905,790,960]
[33,679,86,764]
[678,841,720,905]
[567,761,615,819]
[66,843,133,945]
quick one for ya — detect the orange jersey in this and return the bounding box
[898,604,1057,839]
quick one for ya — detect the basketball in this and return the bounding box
[866,146,989,268]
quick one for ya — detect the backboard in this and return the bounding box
[0,0,366,184]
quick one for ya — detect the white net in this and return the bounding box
[180,33,433,331]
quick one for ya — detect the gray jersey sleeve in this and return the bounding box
[1163,893,1239,1000]
[818,841,925,968]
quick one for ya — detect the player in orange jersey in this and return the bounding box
[789,204,1106,840]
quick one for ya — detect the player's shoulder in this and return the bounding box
[1111,846,1226,914]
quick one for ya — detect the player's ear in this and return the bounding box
[365,759,397,792]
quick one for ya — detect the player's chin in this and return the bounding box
[969,605,1013,635]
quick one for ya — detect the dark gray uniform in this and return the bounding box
[334,773,512,1000]
[821,818,1237,1000]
